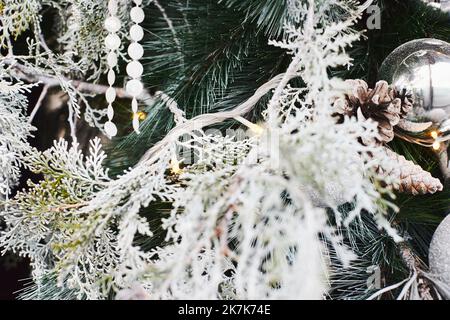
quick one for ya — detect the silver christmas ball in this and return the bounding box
[429,214,450,287]
[379,39,450,127]
[421,0,450,12]
[379,39,450,146]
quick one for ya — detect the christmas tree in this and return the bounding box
[1,0,450,300]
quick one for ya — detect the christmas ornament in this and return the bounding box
[104,0,121,138]
[422,0,450,12]
[379,39,450,148]
[429,214,450,288]
[333,80,444,195]
[378,147,443,195]
[379,39,450,181]
[126,0,145,134]
[334,79,412,144]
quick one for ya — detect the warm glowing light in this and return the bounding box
[431,131,439,139]
[137,111,147,120]
[170,156,182,175]
[432,141,441,151]
[234,116,264,136]
[250,124,264,135]
[132,111,147,120]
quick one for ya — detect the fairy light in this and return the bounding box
[430,130,442,150]
[137,111,147,121]
[433,141,441,151]
[131,111,147,121]
[234,116,264,136]
[170,156,182,175]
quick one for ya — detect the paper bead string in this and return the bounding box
[126,0,145,134]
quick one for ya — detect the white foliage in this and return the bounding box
[138,0,396,300]
[0,0,135,139]
[0,0,42,48]
[0,72,35,197]
[54,0,132,80]
[0,0,401,301]
[0,138,112,298]
[0,0,130,78]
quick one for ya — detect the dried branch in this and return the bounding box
[4,59,154,104]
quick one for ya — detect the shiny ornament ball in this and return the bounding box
[429,214,450,288]
[421,0,450,12]
[379,38,450,125]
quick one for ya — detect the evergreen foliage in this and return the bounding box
[1,0,450,300]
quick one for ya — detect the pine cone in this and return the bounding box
[333,80,412,144]
[378,147,443,195]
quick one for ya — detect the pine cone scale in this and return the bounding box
[379,148,443,195]
[334,80,411,144]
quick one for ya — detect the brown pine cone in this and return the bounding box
[333,79,412,144]
[377,147,443,195]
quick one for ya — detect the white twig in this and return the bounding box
[155,91,186,124]
[29,84,49,123]
[139,73,290,164]
[266,55,301,127]
[396,272,418,300]
[5,60,154,104]
[366,278,409,300]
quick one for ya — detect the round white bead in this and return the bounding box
[105,16,121,33]
[130,25,144,41]
[126,61,144,78]
[126,79,144,97]
[128,42,144,60]
[130,6,145,24]
[105,121,118,137]
[106,87,117,103]
[105,33,121,50]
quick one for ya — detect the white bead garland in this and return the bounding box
[126,0,146,134]
[104,0,121,138]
